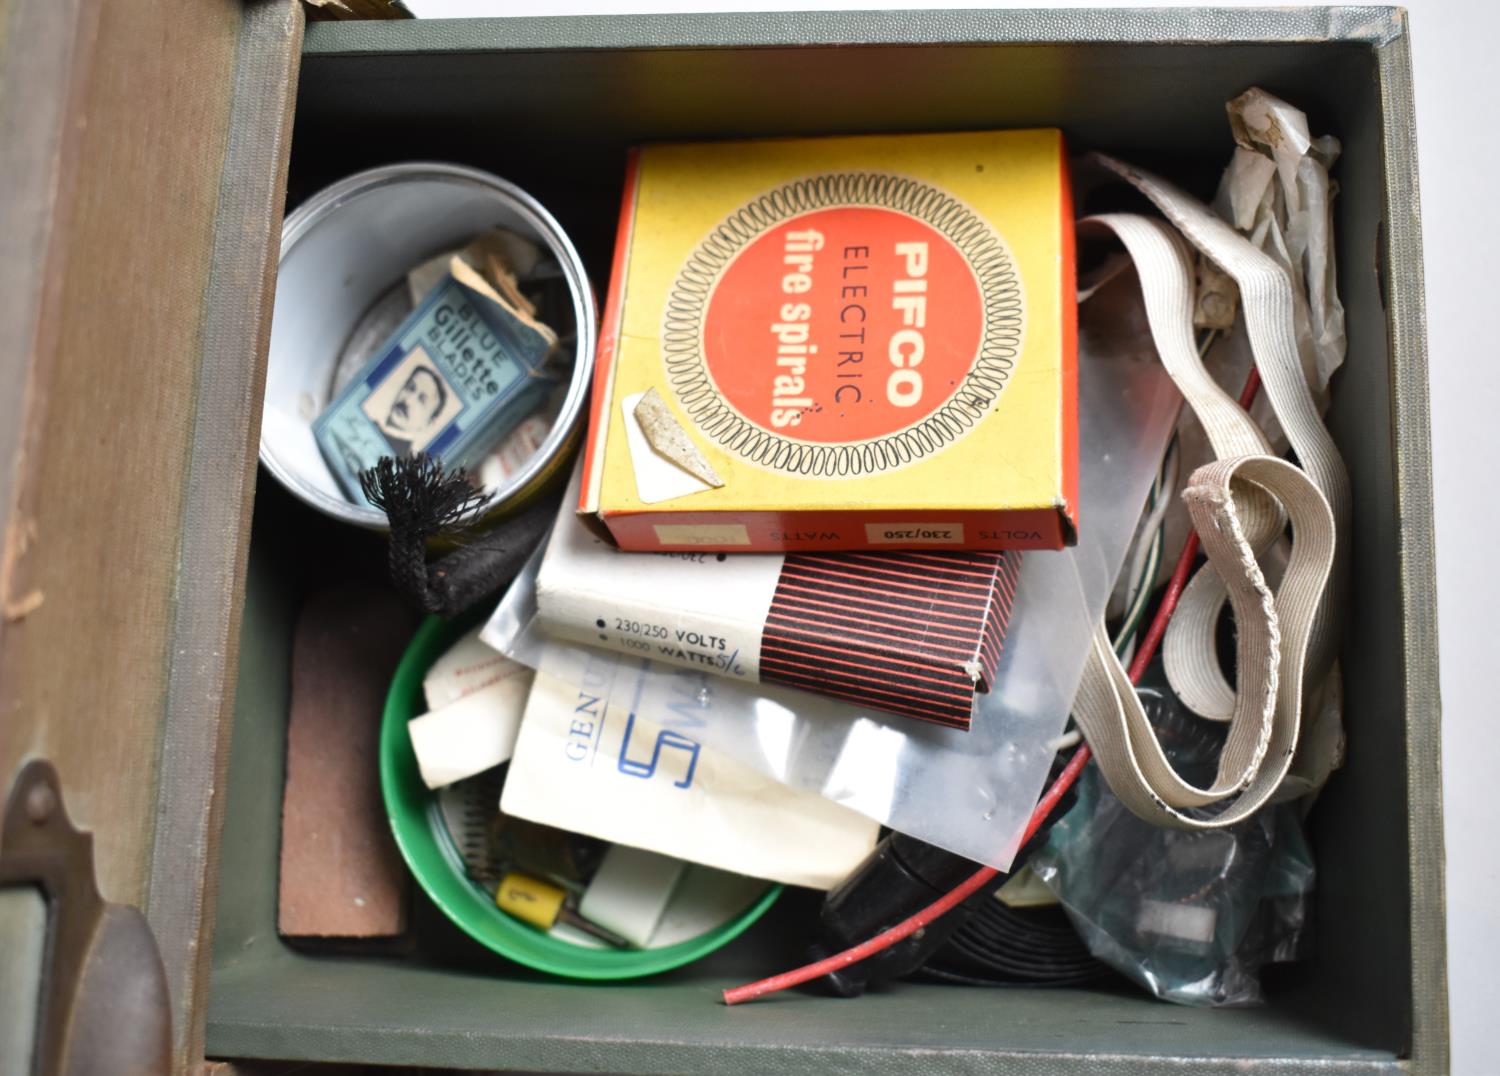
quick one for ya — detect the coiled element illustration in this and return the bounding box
[663,172,1024,477]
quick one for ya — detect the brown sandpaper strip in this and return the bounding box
[278,585,419,938]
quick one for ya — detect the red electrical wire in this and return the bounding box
[723,367,1265,1007]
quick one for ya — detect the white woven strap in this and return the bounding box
[1080,215,1284,721]
[1069,157,1347,829]
[1092,154,1350,719]
[1074,457,1334,828]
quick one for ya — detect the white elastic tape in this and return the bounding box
[1075,458,1334,829]
[1081,215,1283,723]
[1092,155,1350,713]
[1069,156,1348,830]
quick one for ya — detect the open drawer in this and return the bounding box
[0,5,1445,1074]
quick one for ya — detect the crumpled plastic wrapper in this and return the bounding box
[1220,88,1346,396]
[1032,668,1317,1007]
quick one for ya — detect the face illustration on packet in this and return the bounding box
[360,347,463,457]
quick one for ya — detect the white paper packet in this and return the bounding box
[500,664,880,890]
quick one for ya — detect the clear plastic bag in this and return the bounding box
[1030,667,1316,1006]
[484,352,1180,869]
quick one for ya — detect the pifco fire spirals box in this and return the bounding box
[579,129,1077,553]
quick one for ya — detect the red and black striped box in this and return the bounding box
[532,484,1021,731]
[760,551,1020,730]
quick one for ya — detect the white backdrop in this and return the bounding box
[400,1,1499,1067]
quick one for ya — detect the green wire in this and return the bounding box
[1114,526,1161,655]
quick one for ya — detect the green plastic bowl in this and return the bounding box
[380,614,782,979]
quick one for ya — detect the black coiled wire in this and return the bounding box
[918,897,1108,988]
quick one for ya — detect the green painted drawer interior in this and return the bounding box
[207,12,1424,1072]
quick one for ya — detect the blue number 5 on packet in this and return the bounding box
[313,257,557,505]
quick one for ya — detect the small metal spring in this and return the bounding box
[442,768,506,883]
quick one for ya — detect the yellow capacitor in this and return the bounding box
[494,870,633,948]
[496,871,567,931]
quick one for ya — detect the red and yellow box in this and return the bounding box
[580,129,1077,552]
